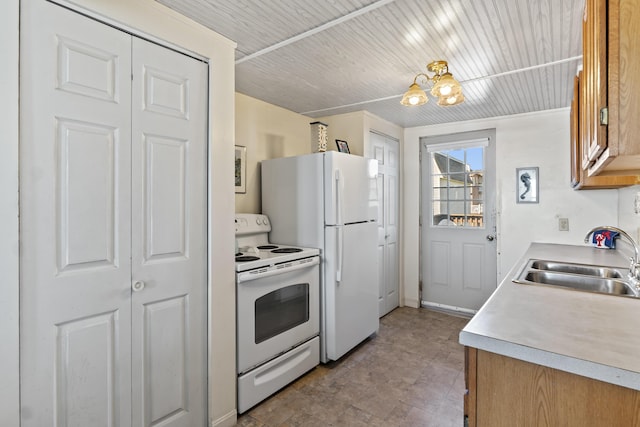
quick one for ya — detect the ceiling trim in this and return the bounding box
[235,0,397,65]
[301,94,401,115]
[463,56,583,84]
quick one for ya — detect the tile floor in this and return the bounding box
[236,306,470,427]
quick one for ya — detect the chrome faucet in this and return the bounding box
[584,226,640,285]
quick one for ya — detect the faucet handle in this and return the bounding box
[631,257,640,280]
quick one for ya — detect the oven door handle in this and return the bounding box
[237,257,319,283]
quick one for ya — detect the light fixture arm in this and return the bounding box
[412,61,449,85]
[412,72,431,85]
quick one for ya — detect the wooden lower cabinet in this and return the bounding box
[464,347,640,426]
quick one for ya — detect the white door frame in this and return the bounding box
[0,1,20,425]
[4,1,238,426]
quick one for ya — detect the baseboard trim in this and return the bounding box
[403,297,420,308]
[421,300,476,318]
[211,409,237,427]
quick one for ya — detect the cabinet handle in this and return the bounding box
[600,107,608,125]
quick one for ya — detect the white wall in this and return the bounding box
[320,110,404,157]
[320,111,368,155]
[234,103,406,215]
[619,185,640,245]
[235,93,312,214]
[8,1,238,426]
[402,109,620,307]
[0,1,19,426]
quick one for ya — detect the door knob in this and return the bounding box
[486,234,496,242]
[132,280,145,292]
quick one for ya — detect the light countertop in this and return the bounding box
[459,242,640,390]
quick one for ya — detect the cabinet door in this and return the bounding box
[473,349,640,426]
[581,0,591,170]
[582,0,608,167]
[590,0,609,162]
[571,70,638,189]
[464,347,477,427]
[570,74,581,188]
[595,0,640,174]
[574,0,640,184]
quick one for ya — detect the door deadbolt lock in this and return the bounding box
[132,280,145,292]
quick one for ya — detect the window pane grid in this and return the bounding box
[430,147,485,228]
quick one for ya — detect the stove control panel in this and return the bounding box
[235,213,271,236]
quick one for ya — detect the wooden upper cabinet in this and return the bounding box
[604,0,640,174]
[572,72,638,188]
[571,74,581,188]
[583,0,608,167]
[572,0,640,189]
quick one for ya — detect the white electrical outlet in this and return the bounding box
[558,217,569,231]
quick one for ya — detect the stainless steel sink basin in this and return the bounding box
[513,259,638,298]
[522,271,633,295]
[529,260,625,279]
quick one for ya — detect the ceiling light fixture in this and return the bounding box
[401,60,464,107]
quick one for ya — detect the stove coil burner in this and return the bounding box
[271,247,303,254]
[236,255,260,262]
[257,245,278,250]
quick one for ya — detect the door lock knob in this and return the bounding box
[132,280,145,292]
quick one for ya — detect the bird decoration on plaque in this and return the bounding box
[310,121,328,153]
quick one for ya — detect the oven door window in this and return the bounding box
[255,283,309,344]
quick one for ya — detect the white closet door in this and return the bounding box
[130,38,208,426]
[21,2,209,426]
[370,132,399,317]
[20,2,133,426]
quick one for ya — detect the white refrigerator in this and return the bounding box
[262,151,380,363]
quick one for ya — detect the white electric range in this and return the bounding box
[234,213,320,413]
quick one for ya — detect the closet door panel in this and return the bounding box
[131,37,208,427]
[20,1,133,426]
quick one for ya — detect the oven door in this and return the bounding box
[237,257,320,374]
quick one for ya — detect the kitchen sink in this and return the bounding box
[522,271,633,295]
[513,259,638,298]
[529,260,625,279]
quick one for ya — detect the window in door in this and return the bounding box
[429,143,485,228]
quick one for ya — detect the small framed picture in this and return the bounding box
[235,145,247,194]
[516,167,539,203]
[336,139,350,154]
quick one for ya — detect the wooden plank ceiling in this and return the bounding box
[156,0,584,128]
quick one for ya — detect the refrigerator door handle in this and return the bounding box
[336,226,343,283]
[335,169,343,225]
